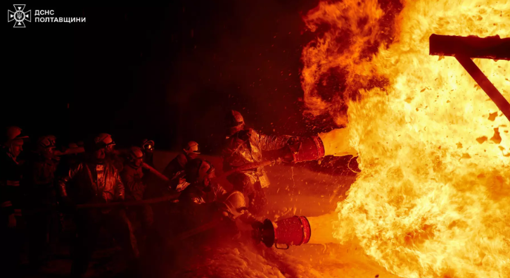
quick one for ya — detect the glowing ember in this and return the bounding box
[302,0,510,277]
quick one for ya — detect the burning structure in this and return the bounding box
[299,0,509,277]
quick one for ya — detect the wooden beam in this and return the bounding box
[455,55,510,121]
[430,34,510,60]
[429,34,510,121]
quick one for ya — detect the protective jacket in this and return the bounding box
[58,162,124,204]
[163,153,188,179]
[24,153,58,207]
[222,128,291,189]
[163,152,190,190]
[0,149,23,216]
[120,164,146,201]
[179,181,227,205]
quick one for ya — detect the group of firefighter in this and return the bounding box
[0,110,300,277]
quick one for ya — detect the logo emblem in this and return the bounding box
[7,4,31,28]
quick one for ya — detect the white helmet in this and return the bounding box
[223,191,248,218]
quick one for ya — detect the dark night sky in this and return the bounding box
[4,1,322,153]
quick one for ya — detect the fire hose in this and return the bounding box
[23,163,174,214]
[220,160,275,178]
[74,160,288,210]
[21,193,181,215]
[52,146,170,183]
[51,148,171,184]
[52,135,325,211]
[75,193,179,209]
[53,147,86,156]
[74,163,172,209]
[164,215,312,249]
[165,219,222,246]
[219,135,326,178]
[142,162,169,182]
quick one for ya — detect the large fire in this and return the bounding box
[302,0,510,277]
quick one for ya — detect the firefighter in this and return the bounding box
[95,133,123,171]
[58,134,139,277]
[162,141,201,191]
[169,190,263,248]
[140,139,156,189]
[23,135,59,270]
[96,133,115,154]
[179,158,227,205]
[0,126,28,276]
[141,139,155,167]
[162,158,227,247]
[140,139,154,182]
[65,142,83,167]
[217,190,264,238]
[222,110,295,215]
[120,146,153,249]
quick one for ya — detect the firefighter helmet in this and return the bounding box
[95,133,115,146]
[127,146,144,168]
[225,110,244,127]
[183,141,200,155]
[4,126,28,146]
[94,133,115,152]
[85,133,114,153]
[142,139,155,152]
[223,191,248,218]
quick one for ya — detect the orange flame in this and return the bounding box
[302,0,510,277]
